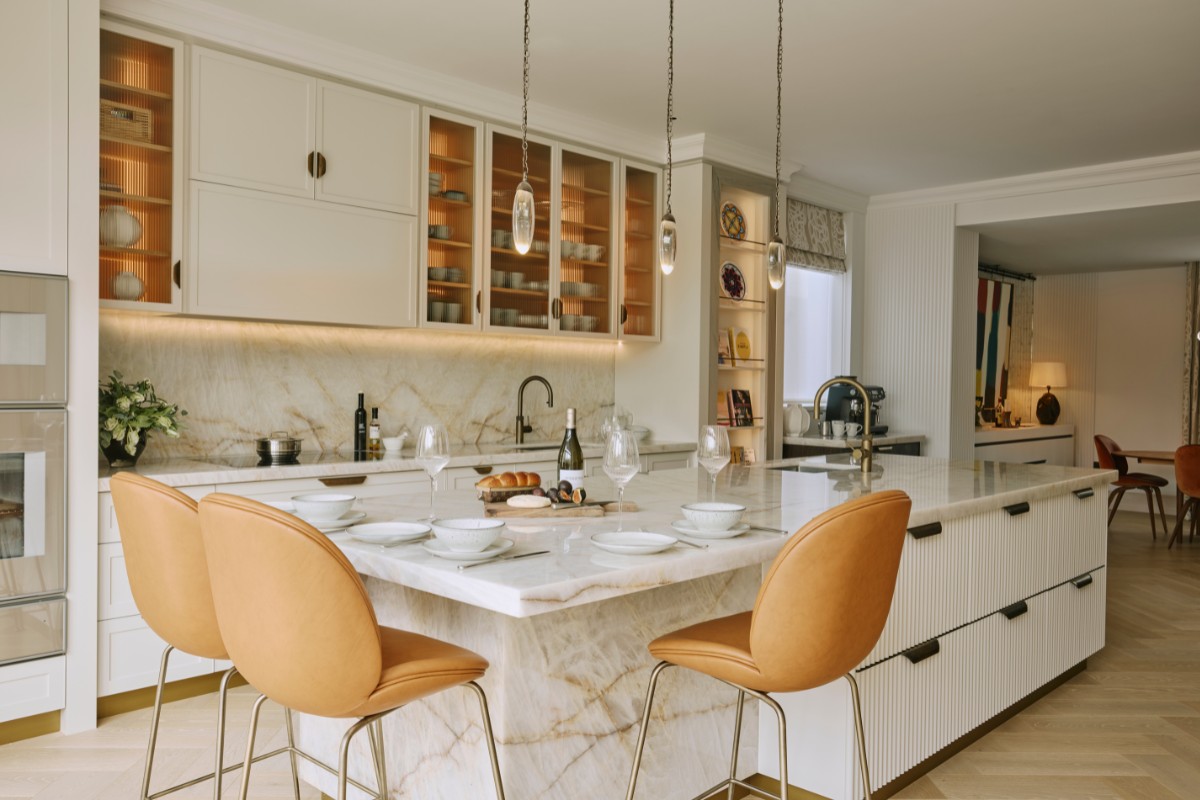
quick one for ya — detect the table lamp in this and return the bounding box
[1029,361,1067,425]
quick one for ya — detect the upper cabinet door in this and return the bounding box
[316,83,419,215]
[620,160,662,341]
[190,47,316,198]
[0,0,66,275]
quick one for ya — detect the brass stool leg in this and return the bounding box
[753,691,789,800]
[844,672,872,800]
[336,716,379,800]
[283,705,301,800]
[140,645,175,800]
[238,694,270,800]
[367,718,387,799]
[625,661,673,800]
[463,681,507,800]
[726,691,746,800]
[211,666,238,800]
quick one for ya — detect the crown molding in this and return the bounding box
[787,175,868,214]
[101,0,666,163]
[868,149,1200,211]
[672,133,803,182]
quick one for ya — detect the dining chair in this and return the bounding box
[1168,444,1200,549]
[197,492,506,800]
[1094,434,1169,538]
[108,473,294,800]
[624,490,912,800]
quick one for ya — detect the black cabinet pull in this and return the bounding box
[1000,600,1029,620]
[903,639,940,664]
[1071,573,1094,589]
[173,260,181,288]
[1073,487,1095,499]
[1004,501,1030,516]
[907,521,942,540]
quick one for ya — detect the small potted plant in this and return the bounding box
[99,370,186,468]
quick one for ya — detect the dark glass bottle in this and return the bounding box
[354,393,367,461]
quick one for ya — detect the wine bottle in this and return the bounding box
[354,393,367,461]
[557,407,585,487]
[367,407,381,459]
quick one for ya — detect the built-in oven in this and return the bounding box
[0,272,67,666]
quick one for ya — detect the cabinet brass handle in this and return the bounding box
[1071,573,1094,589]
[1004,501,1030,516]
[907,521,942,539]
[476,290,482,314]
[552,298,562,320]
[318,475,366,487]
[316,152,328,178]
[173,261,181,288]
[620,304,628,325]
[473,465,494,475]
[1073,487,1095,499]
[903,639,940,664]
[307,151,317,177]
[1000,600,1029,620]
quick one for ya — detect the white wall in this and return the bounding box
[1031,274,1099,468]
[1094,266,1186,498]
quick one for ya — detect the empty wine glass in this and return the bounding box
[414,423,450,520]
[697,425,731,500]
[604,429,641,532]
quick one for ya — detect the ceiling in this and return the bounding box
[194,0,1200,272]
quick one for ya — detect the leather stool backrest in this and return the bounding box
[109,473,228,660]
[1175,445,1200,498]
[749,490,910,692]
[1094,434,1129,476]
[199,493,383,718]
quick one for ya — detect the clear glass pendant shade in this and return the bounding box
[767,235,785,290]
[512,180,535,254]
[658,213,677,275]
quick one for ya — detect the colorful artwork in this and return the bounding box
[976,278,1014,418]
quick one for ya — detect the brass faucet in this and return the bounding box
[813,376,875,473]
[515,375,554,444]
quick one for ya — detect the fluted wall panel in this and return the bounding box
[864,204,957,457]
[1032,274,1099,466]
[951,230,980,460]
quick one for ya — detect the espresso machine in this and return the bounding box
[822,377,888,435]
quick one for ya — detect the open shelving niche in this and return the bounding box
[714,185,774,464]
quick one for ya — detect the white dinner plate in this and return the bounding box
[422,537,515,563]
[591,531,678,555]
[304,510,367,532]
[670,520,751,540]
[348,522,430,546]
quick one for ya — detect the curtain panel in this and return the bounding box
[786,199,846,273]
[1184,262,1200,444]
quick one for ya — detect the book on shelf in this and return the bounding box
[728,389,754,427]
[716,391,731,425]
[742,447,756,466]
[732,328,752,362]
[717,327,731,364]
[730,445,745,465]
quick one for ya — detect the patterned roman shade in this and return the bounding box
[786,199,846,273]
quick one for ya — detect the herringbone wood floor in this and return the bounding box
[0,510,1197,799]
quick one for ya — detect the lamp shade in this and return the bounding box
[1029,362,1067,389]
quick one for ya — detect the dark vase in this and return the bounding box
[102,435,148,469]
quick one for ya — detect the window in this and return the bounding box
[783,265,846,403]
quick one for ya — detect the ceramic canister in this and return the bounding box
[100,205,143,248]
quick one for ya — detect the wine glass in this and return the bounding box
[697,425,731,500]
[414,423,450,520]
[603,430,641,532]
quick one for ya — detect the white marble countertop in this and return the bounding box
[97,440,696,491]
[781,431,926,448]
[323,453,1114,619]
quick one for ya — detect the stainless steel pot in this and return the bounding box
[255,432,302,465]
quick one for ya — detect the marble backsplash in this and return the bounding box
[99,314,616,459]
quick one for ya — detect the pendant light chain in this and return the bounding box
[521,0,530,182]
[665,0,675,215]
[774,0,782,239]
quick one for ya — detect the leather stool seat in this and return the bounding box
[345,627,487,718]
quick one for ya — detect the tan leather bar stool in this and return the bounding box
[1168,444,1200,549]
[625,491,911,800]
[198,493,506,800]
[109,473,295,800]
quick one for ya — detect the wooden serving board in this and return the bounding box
[482,500,639,518]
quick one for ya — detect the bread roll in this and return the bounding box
[515,471,530,486]
[497,472,517,488]
[476,475,499,489]
[526,471,541,486]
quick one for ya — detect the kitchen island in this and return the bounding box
[275,454,1112,800]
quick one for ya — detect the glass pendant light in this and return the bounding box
[512,0,535,255]
[658,0,677,275]
[767,0,786,290]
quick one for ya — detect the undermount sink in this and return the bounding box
[506,442,561,451]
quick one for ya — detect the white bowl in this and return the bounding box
[680,502,746,532]
[381,436,404,452]
[629,426,650,442]
[431,518,506,552]
[291,492,356,520]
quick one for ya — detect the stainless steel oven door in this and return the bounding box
[0,410,65,601]
[0,271,67,407]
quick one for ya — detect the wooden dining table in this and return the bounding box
[1113,448,1191,547]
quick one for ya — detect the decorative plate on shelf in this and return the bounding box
[720,262,746,301]
[720,202,747,240]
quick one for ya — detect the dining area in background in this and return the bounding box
[1094,435,1170,538]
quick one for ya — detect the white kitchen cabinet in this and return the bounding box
[191,47,418,215]
[98,616,213,697]
[0,657,65,724]
[186,182,417,327]
[619,160,662,341]
[974,424,1075,466]
[0,0,66,275]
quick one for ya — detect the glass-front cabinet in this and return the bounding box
[99,23,183,311]
[422,111,483,328]
[486,128,554,333]
[558,146,617,337]
[620,161,661,340]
